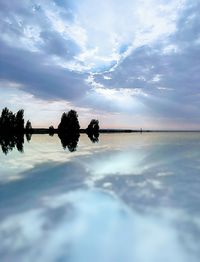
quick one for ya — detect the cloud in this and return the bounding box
[0,0,187,72]
[64,0,186,72]
[39,30,81,58]
[0,0,200,128]
[0,39,88,101]
[90,1,200,124]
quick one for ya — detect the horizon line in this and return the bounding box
[30,128,200,132]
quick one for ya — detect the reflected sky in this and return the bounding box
[0,133,200,261]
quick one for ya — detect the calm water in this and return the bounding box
[0,133,200,262]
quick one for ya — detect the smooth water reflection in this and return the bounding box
[0,133,200,261]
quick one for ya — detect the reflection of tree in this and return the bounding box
[58,133,80,152]
[87,132,99,143]
[0,134,24,155]
[25,133,32,142]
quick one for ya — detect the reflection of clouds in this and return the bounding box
[83,133,200,185]
[86,151,146,177]
[0,209,45,251]
[0,161,90,220]
[0,190,190,262]
[1,133,200,260]
[157,171,174,177]
[1,133,200,216]
[1,133,200,184]
[0,134,108,183]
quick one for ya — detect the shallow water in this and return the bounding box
[0,133,200,262]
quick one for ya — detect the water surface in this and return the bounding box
[0,133,200,262]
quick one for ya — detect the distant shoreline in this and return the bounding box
[30,128,200,134]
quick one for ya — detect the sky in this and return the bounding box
[0,0,200,129]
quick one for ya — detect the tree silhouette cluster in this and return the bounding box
[58,110,80,134]
[57,110,100,151]
[0,107,32,134]
[0,107,100,154]
[0,107,24,134]
[0,107,32,154]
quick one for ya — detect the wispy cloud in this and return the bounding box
[0,0,200,128]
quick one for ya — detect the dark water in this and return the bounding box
[0,133,200,262]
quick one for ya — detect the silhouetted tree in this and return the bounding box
[87,119,99,133]
[49,125,55,136]
[58,110,80,134]
[15,109,24,133]
[0,108,27,154]
[58,112,67,131]
[0,107,26,134]
[0,107,15,133]
[25,120,32,133]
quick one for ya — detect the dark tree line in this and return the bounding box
[57,110,99,136]
[0,107,32,134]
[0,107,100,154]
